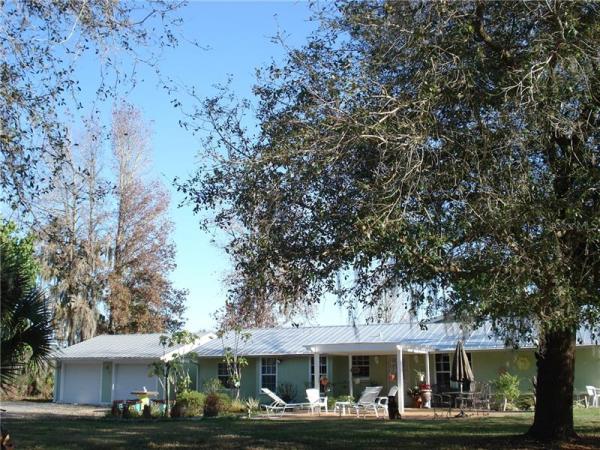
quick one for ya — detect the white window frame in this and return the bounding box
[217,361,232,388]
[433,352,473,390]
[260,357,278,391]
[309,356,329,392]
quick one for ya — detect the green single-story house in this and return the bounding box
[53,322,599,411]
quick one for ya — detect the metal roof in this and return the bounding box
[192,322,596,357]
[54,332,214,361]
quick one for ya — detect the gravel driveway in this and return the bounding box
[0,400,109,420]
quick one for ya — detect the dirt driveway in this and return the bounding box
[0,400,109,420]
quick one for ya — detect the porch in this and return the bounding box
[306,342,434,413]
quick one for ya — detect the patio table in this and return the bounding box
[443,391,476,414]
[334,401,352,416]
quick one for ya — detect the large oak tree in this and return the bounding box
[179,1,599,440]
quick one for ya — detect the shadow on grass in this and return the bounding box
[3,411,599,449]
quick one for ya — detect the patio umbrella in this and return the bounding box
[451,340,474,387]
[451,340,475,416]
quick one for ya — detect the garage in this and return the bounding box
[113,363,158,400]
[61,362,102,404]
[54,332,214,405]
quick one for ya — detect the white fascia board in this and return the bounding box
[161,333,216,361]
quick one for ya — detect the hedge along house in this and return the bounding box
[193,322,599,413]
[53,332,214,405]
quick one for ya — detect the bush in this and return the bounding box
[203,393,222,417]
[229,398,246,413]
[217,392,232,412]
[245,397,260,418]
[277,383,297,403]
[492,372,520,411]
[515,393,535,411]
[175,391,206,417]
[202,378,222,395]
[327,395,353,410]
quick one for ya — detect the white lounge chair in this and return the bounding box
[260,388,303,417]
[585,386,599,408]
[375,386,398,417]
[306,388,328,415]
[353,386,383,418]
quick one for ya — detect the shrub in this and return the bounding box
[245,397,260,418]
[492,372,520,411]
[327,394,353,410]
[202,378,222,395]
[277,383,297,403]
[203,393,222,417]
[515,393,535,411]
[176,391,205,417]
[217,392,232,412]
[229,398,246,413]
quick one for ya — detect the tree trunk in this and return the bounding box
[527,327,577,440]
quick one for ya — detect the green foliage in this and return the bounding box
[1,220,52,390]
[217,393,233,412]
[202,378,223,395]
[245,397,260,418]
[515,394,536,411]
[176,391,206,417]
[492,372,521,407]
[277,383,297,403]
[148,331,197,417]
[203,393,222,417]
[327,395,353,410]
[229,398,246,414]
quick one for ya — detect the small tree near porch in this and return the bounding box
[149,331,196,417]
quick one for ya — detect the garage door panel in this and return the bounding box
[62,363,101,404]
[114,364,157,400]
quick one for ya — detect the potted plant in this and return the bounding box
[407,386,422,408]
[419,383,432,408]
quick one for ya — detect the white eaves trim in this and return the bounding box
[161,333,216,361]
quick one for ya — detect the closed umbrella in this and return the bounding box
[451,340,475,416]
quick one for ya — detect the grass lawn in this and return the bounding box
[4,409,599,449]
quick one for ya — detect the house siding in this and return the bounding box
[193,346,599,404]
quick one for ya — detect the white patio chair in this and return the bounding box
[585,386,599,408]
[353,386,383,418]
[375,386,398,417]
[260,388,303,417]
[306,388,328,415]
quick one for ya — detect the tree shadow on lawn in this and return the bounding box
[3,415,599,450]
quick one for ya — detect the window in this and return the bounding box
[261,358,277,391]
[217,362,233,388]
[310,356,328,392]
[351,355,370,378]
[435,353,472,391]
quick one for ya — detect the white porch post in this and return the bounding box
[425,351,430,385]
[396,346,404,414]
[313,352,320,389]
[348,354,353,398]
[111,362,116,402]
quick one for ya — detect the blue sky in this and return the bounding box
[98,1,350,331]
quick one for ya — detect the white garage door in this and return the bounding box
[114,363,157,400]
[62,363,101,404]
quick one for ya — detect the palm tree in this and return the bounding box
[1,243,53,390]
